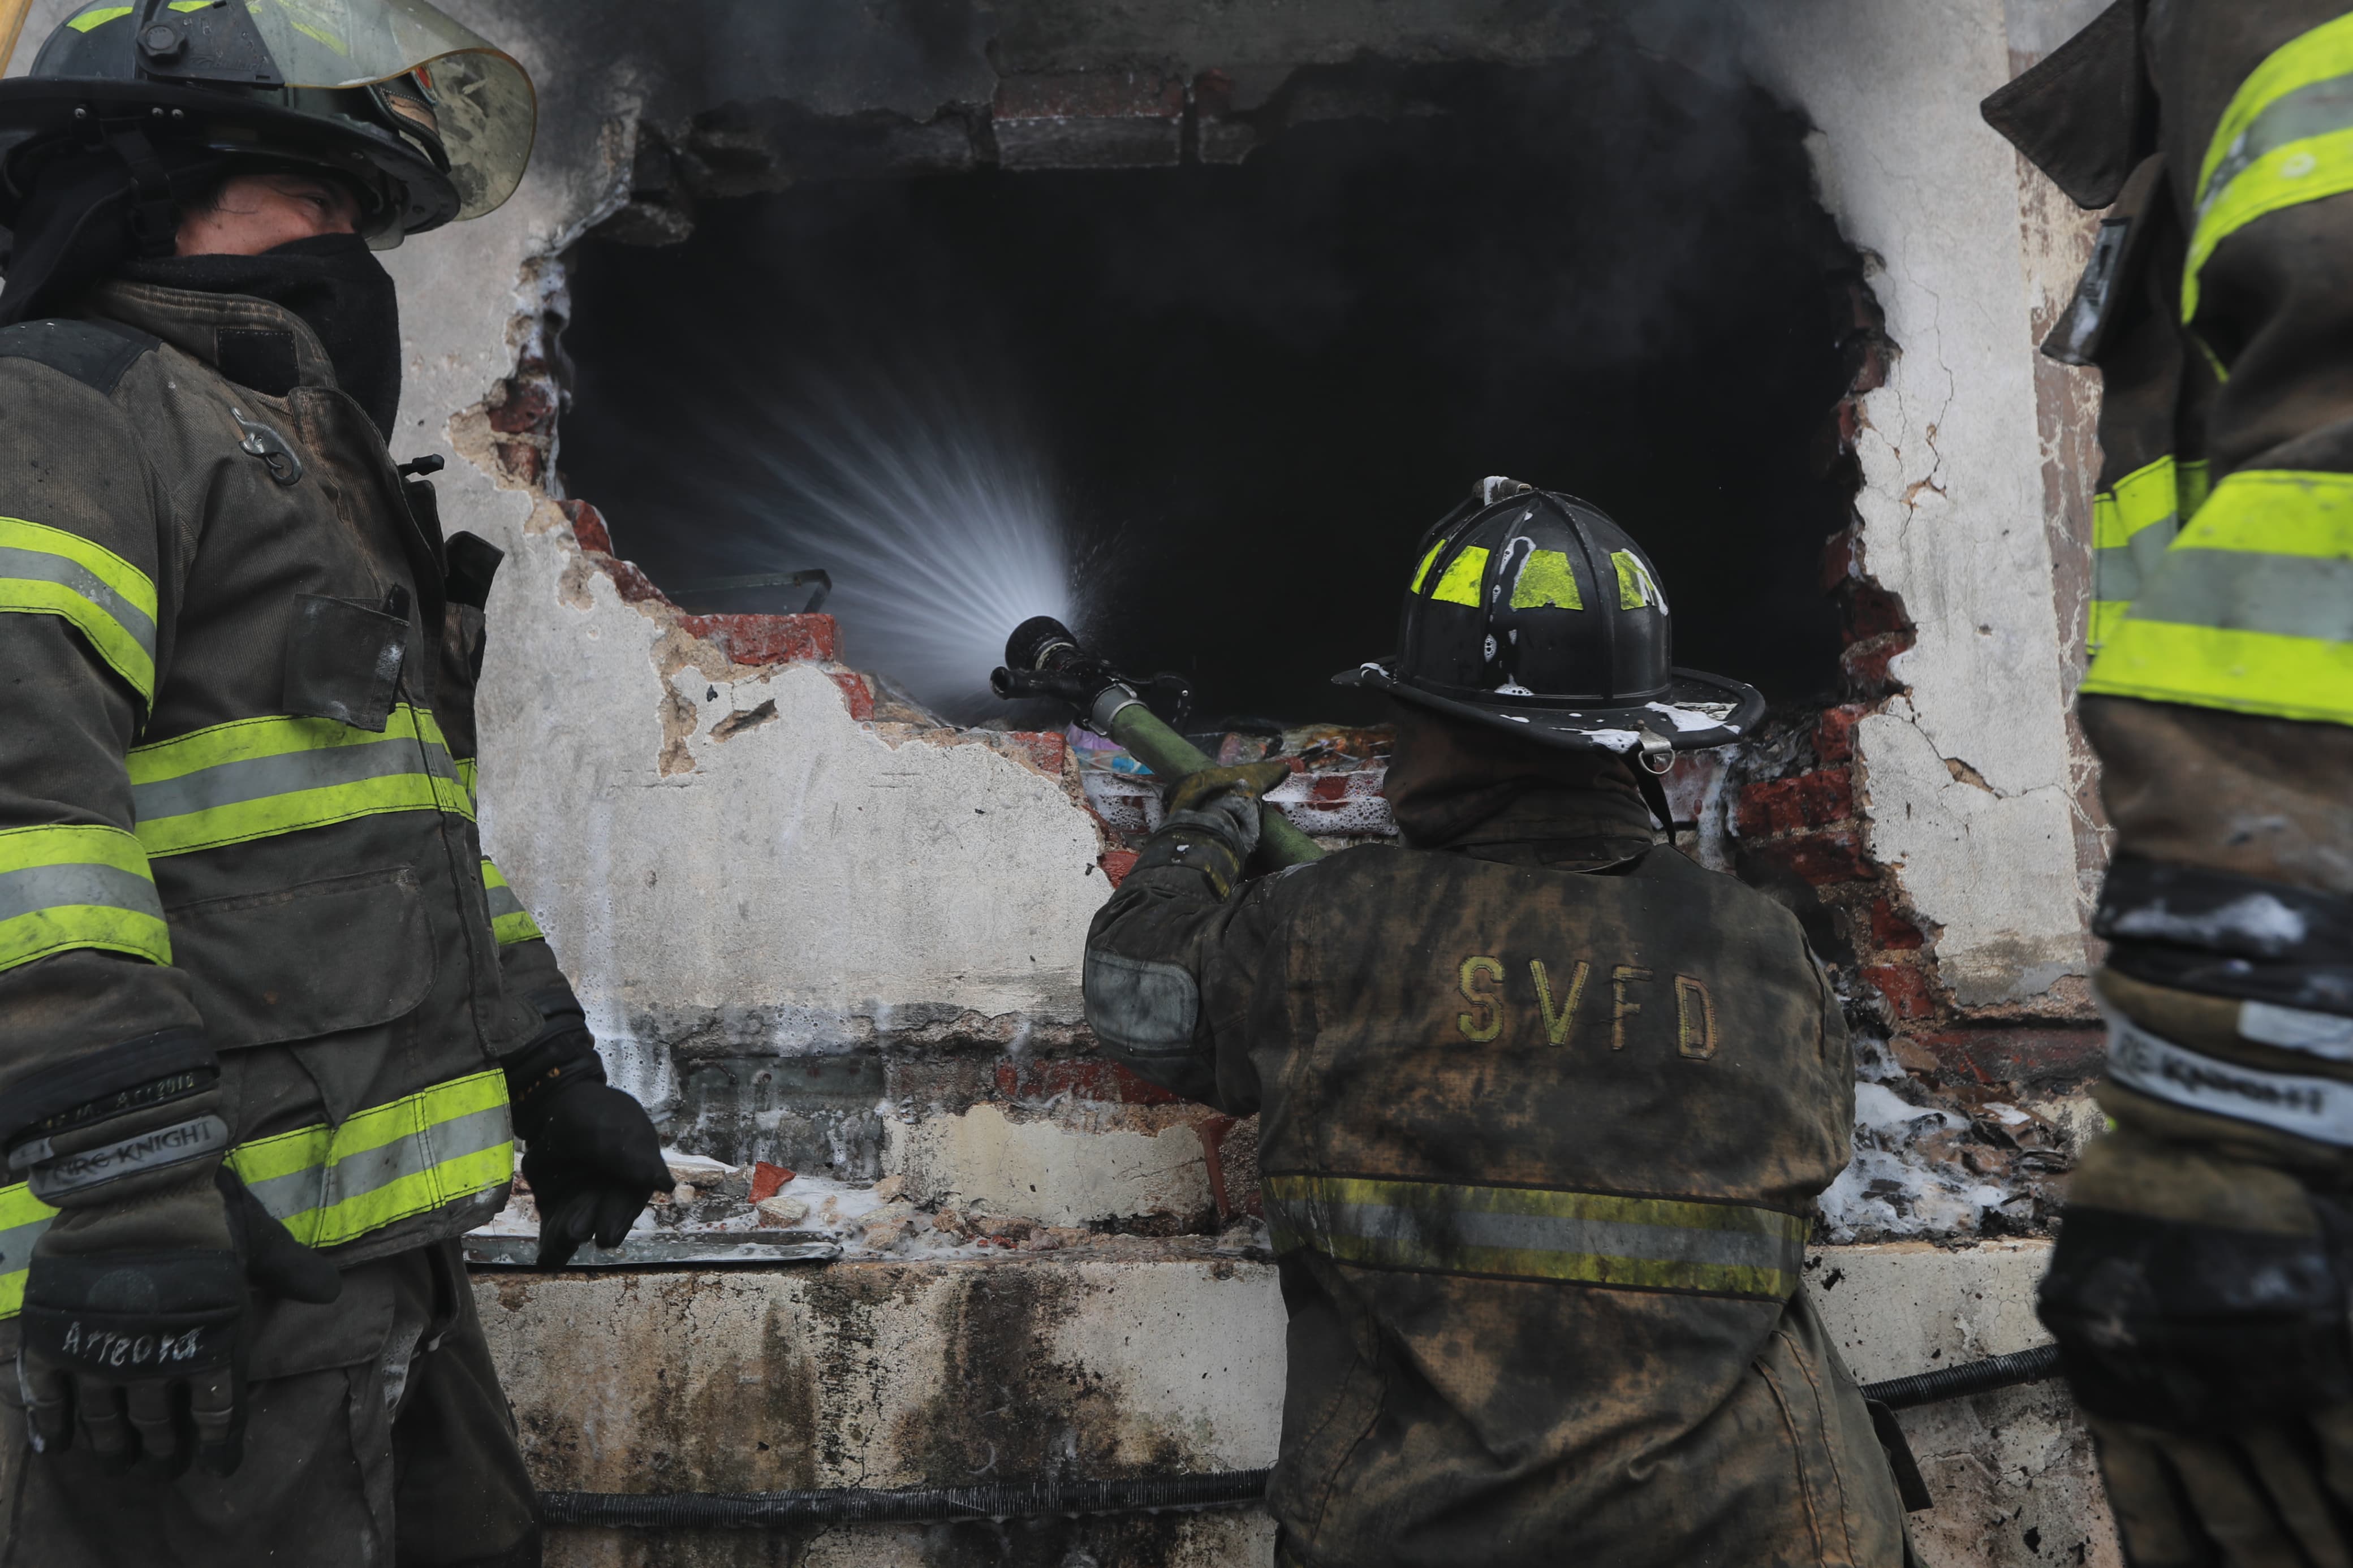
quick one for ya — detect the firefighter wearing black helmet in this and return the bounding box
[1085,479,1912,1566]
[0,4,666,1563]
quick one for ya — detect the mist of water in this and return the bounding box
[706,372,1083,722]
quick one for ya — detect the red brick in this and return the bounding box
[1099,849,1139,887]
[1818,528,1859,594]
[748,1162,794,1203]
[1842,582,1912,642]
[676,612,839,666]
[597,555,665,605]
[1735,771,1854,839]
[561,499,614,555]
[1868,897,1925,951]
[1910,1027,2106,1087]
[1842,635,1907,694]
[993,1057,1180,1106]
[1814,704,1865,764]
[486,376,558,435]
[1744,827,1874,885]
[1861,963,1937,1021]
[828,672,874,721]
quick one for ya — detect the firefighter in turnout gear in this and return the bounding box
[1087,480,1912,1567]
[1983,5,2353,1563]
[0,4,666,1563]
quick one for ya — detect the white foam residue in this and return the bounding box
[1852,1081,1962,1134]
[1645,701,1735,732]
[2241,1000,2353,1059]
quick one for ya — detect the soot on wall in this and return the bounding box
[562,54,1863,725]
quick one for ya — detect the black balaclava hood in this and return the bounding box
[0,146,161,330]
[120,231,402,437]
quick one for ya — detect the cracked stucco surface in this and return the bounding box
[1743,0,2089,1007]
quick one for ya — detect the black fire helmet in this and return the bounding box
[0,0,536,250]
[1335,477,1766,765]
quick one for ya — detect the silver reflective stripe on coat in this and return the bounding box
[2106,1010,2353,1144]
[0,861,162,927]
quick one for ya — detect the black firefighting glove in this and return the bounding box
[2038,970,2353,1568]
[505,1009,669,1269]
[7,1035,339,1478]
[1133,760,1294,899]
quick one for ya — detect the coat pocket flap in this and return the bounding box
[170,867,434,1049]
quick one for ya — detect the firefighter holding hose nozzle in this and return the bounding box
[0,3,669,1562]
[1078,480,1913,1565]
[1984,7,2353,1562]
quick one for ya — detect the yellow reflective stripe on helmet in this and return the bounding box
[1262,1173,1809,1301]
[1612,551,1665,611]
[1428,546,1489,606]
[0,823,169,973]
[2089,455,2196,651]
[2083,469,2353,723]
[128,703,472,858]
[66,6,132,31]
[0,1069,512,1317]
[2187,15,2353,322]
[1408,542,1444,593]
[0,517,158,704]
[1507,548,1583,610]
[480,857,543,947]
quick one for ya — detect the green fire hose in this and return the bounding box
[991,617,1325,869]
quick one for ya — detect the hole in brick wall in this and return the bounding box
[558,53,1864,726]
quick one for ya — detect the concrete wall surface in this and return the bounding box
[489,1241,2110,1567]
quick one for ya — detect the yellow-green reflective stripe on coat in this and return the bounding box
[1262,1173,1811,1301]
[129,703,472,858]
[2083,469,2353,723]
[2187,14,2353,322]
[0,1069,512,1317]
[480,857,543,947]
[2089,456,2210,650]
[0,516,157,705]
[0,823,169,973]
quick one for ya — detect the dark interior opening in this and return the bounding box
[561,53,1863,727]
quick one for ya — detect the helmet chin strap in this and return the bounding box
[1631,727,1682,835]
[102,124,180,257]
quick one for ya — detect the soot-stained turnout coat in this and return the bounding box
[0,278,579,1303]
[1087,787,1907,1567]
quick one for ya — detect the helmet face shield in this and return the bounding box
[242,0,535,219]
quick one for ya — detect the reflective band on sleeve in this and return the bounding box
[2089,456,2201,652]
[2187,15,2353,322]
[2105,1010,2353,1145]
[0,517,157,705]
[0,1183,54,1316]
[480,857,543,947]
[0,823,170,973]
[130,703,472,858]
[456,756,478,808]
[0,1068,511,1318]
[2083,469,2353,723]
[1262,1172,1808,1301]
[226,1069,512,1249]
[1428,546,1489,606]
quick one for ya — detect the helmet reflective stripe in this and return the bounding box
[1509,548,1583,611]
[1613,551,1667,611]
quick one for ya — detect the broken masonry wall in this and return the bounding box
[0,0,2124,1561]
